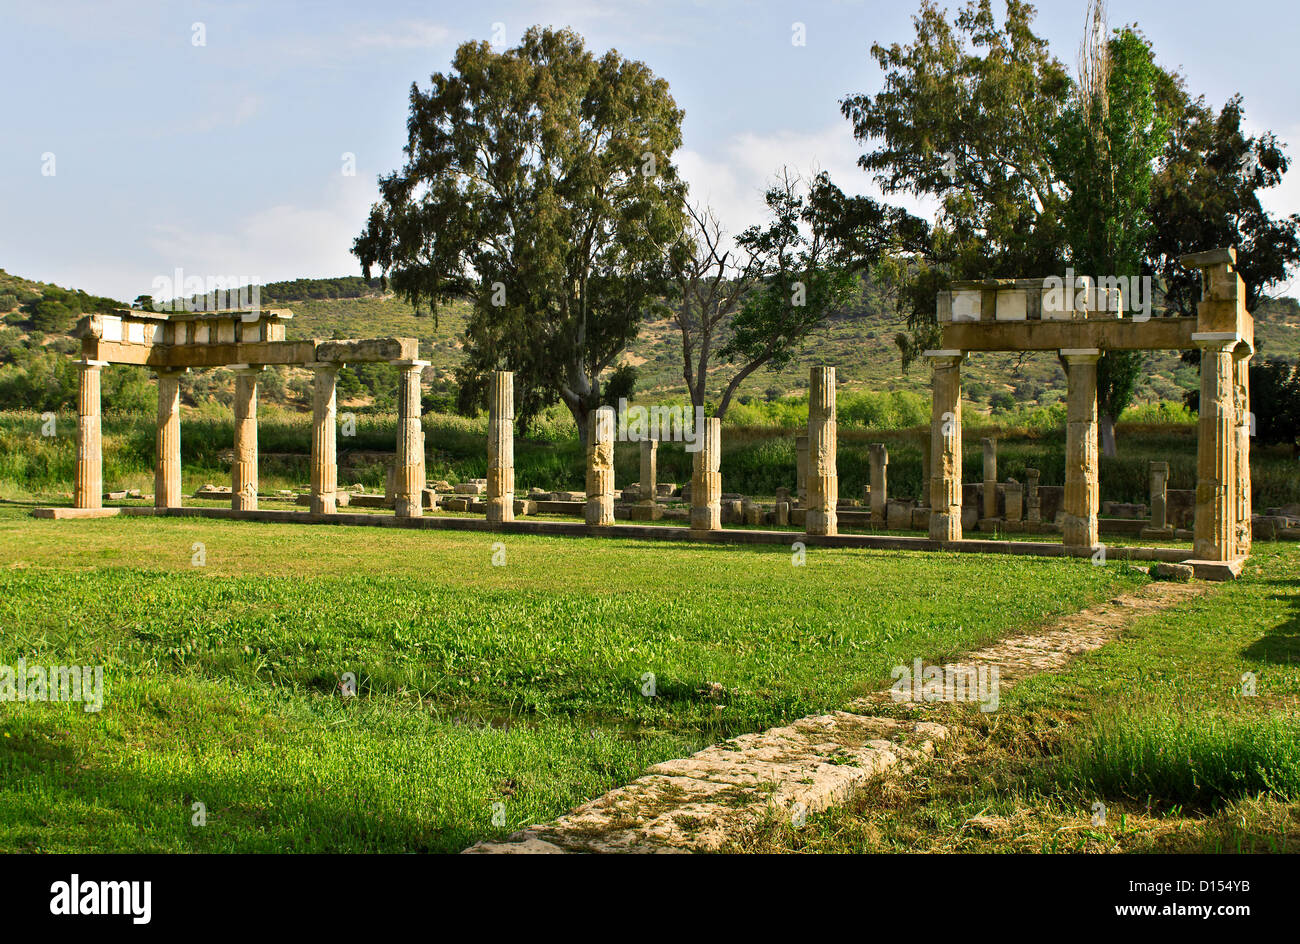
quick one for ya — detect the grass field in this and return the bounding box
[0,506,1151,853]
[737,543,1300,853]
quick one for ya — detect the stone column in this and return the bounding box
[926,351,964,541]
[74,359,106,509]
[585,407,615,526]
[918,432,931,507]
[154,368,184,509]
[1233,344,1253,559]
[1062,350,1101,547]
[393,360,428,518]
[795,435,809,508]
[1025,468,1041,526]
[231,366,263,511]
[1005,482,1023,525]
[869,443,888,525]
[639,438,658,504]
[805,367,838,536]
[690,417,722,532]
[309,364,339,514]
[981,438,998,521]
[1193,338,1236,560]
[1149,461,1170,531]
[486,370,514,525]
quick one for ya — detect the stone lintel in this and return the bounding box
[942,318,1196,352]
[1179,248,1236,269]
[315,337,419,363]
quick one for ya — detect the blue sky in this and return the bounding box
[3,0,1297,301]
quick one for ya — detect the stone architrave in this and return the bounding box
[486,370,515,525]
[805,367,838,536]
[585,407,615,526]
[926,351,964,541]
[1061,350,1100,547]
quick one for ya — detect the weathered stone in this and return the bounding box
[393,361,426,518]
[639,438,658,504]
[585,407,615,526]
[690,418,722,532]
[1150,561,1194,581]
[232,366,263,511]
[805,367,838,536]
[869,443,888,525]
[774,500,790,526]
[1004,481,1023,525]
[1062,350,1100,547]
[308,364,338,514]
[486,371,514,525]
[926,351,963,541]
[981,437,997,520]
[154,368,184,509]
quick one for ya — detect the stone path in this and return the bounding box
[464,580,1209,854]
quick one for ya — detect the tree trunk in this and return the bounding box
[1099,412,1117,458]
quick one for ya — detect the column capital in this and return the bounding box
[390,359,430,369]
[229,363,266,375]
[307,361,342,372]
[77,358,109,368]
[1191,331,1243,352]
[922,349,965,366]
[1060,348,1101,363]
[151,366,189,378]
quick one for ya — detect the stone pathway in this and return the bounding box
[464,580,1209,854]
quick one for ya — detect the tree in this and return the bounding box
[1056,11,1169,455]
[353,27,686,440]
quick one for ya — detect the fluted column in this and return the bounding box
[393,360,427,518]
[1233,344,1252,559]
[690,417,721,532]
[1193,338,1236,560]
[487,370,514,525]
[74,359,105,509]
[232,366,262,511]
[1062,350,1100,547]
[310,364,339,514]
[869,443,888,525]
[154,368,185,508]
[585,406,615,526]
[926,351,963,541]
[805,367,838,536]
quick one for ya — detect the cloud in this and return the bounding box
[143,175,379,298]
[676,123,938,245]
[356,20,451,49]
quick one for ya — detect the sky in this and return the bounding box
[2,0,1298,302]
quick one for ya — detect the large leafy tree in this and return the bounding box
[843,0,1298,453]
[1055,15,1170,455]
[353,27,687,438]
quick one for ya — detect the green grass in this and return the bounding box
[0,507,1144,852]
[735,543,1300,853]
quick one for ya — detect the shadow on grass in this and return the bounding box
[1242,578,1300,664]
